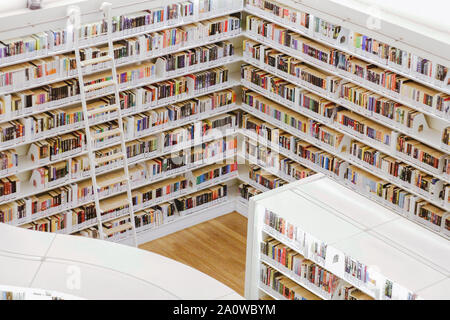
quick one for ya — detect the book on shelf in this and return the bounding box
[126,135,159,161]
[174,184,227,213]
[156,41,234,76]
[239,183,262,201]
[143,151,189,178]
[350,140,446,200]
[340,285,374,300]
[396,135,445,171]
[0,149,18,173]
[73,226,100,238]
[0,120,25,144]
[190,136,237,162]
[141,77,188,104]
[335,109,392,146]
[414,201,445,229]
[27,130,85,163]
[260,263,322,300]
[134,201,177,229]
[28,186,73,215]
[261,236,339,296]
[0,199,26,223]
[29,160,70,188]
[185,66,229,92]
[191,161,237,185]
[132,176,189,207]
[249,164,286,189]
[0,175,20,199]
[21,212,67,233]
[70,203,96,227]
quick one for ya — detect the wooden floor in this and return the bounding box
[139,212,247,296]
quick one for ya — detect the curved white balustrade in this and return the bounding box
[0,223,243,300]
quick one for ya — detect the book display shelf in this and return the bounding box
[0,0,449,284]
[245,175,450,300]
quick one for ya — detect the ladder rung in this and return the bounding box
[81,55,113,67]
[103,222,132,236]
[84,80,115,92]
[88,104,119,116]
[99,197,130,213]
[91,128,122,140]
[97,175,128,188]
[95,152,125,165]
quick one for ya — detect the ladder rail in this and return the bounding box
[102,2,138,247]
[71,9,106,241]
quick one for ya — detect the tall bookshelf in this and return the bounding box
[0,0,448,251]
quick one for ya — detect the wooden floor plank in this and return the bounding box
[139,212,248,297]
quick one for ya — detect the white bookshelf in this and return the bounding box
[245,174,450,300]
[243,2,450,95]
[241,57,448,182]
[0,0,448,254]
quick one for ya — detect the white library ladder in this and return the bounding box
[69,2,138,246]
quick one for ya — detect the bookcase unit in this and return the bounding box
[245,174,450,300]
[0,0,449,256]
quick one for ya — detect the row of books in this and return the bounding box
[240,69,447,174]
[262,210,417,300]
[238,183,262,201]
[2,89,226,181]
[248,121,449,229]
[350,141,447,202]
[0,135,236,223]
[162,111,238,149]
[124,89,236,137]
[0,2,199,62]
[0,47,234,125]
[192,162,237,186]
[243,39,444,138]
[19,191,129,233]
[244,16,450,115]
[174,184,227,213]
[243,39,340,95]
[249,164,286,190]
[243,43,449,162]
[1,290,25,300]
[134,202,176,231]
[0,24,238,95]
[157,41,234,75]
[246,0,310,30]
[344,166,446,229]
[108,2,194,34]
[244,136,315,180]
[11,104,235,177]
[260,263,321,300]
[84,164,235,228]
[245,0,449,88]
[261,236,341,296]
[15,68,230,129]
[241,91,449,228]
[78,183,229,238]
[0,66,231,153]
